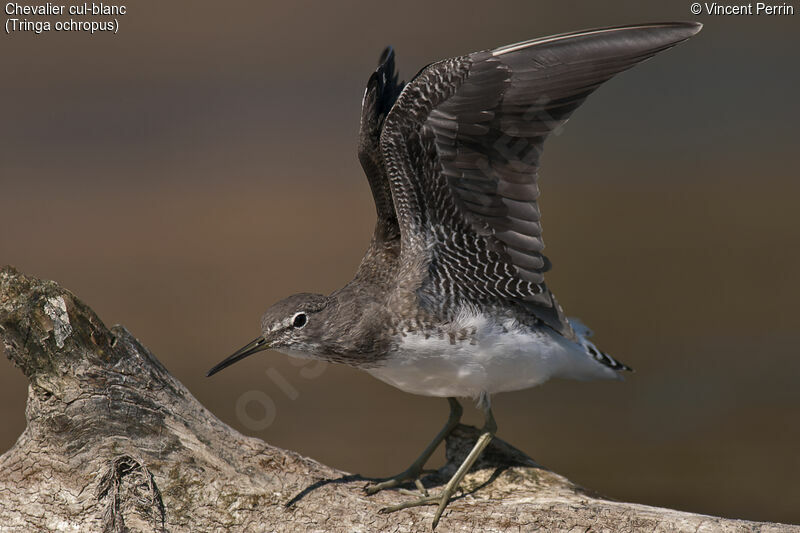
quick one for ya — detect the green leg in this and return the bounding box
[365,398,463,495]
[379,404,497,530]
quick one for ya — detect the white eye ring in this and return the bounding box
[291,312,308,329]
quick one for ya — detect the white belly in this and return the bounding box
[365,312,619,399]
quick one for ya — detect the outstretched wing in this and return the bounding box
[379,23,701,336]
[358,47,405,244]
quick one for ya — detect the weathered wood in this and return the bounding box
[0,266,795,532]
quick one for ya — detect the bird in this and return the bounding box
[207,22,702,529]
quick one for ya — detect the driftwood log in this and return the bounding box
[0,266,796,532]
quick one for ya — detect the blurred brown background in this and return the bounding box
[1,0,798,525]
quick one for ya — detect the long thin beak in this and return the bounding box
[206,336,270,377]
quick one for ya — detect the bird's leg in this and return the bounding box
[379,404,497,530]
[365,397,462,495]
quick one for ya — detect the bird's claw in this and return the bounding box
[364,467,422,495]
[378,489,457,529]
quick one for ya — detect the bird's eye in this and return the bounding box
[292,312,308,329]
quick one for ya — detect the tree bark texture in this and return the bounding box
[0,266,796,532]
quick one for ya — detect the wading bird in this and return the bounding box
[208,22,701,528]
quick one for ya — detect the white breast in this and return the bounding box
[365,311,620,399]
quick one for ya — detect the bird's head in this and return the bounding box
[206,293,331,377]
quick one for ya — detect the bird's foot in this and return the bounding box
[378,481,461,530]
[377,422,496,529]
[365,467,434,495]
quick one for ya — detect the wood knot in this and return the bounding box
[97,455,166,533]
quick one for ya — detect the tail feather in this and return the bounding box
[569,318,632,372]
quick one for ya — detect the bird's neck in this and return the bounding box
[314,283,394,365]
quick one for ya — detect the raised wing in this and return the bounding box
[379,23,701,336]
[358,47,405,244]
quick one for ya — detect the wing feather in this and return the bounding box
[358,47,405,244]
[379,23,701,336]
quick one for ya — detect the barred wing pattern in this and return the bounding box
[380,23,701,336]
[358,47,405,245]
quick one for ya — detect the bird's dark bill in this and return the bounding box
[207,337,269,377]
